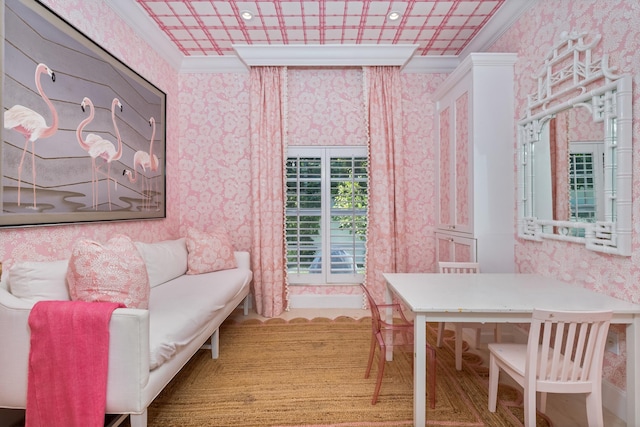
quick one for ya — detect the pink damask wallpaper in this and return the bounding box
[0,0,180,267]
[177,73,252,251]
[490,0,640,389]
[288,68,367,147]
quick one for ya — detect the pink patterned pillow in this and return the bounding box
[185,227,237,274]
[66,235,150,309]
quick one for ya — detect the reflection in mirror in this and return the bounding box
[533,106,606,236]
[517,31,632,256]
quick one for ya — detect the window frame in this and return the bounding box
[286,146,368,285]
[569,141,605,222]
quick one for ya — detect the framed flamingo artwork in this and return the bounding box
[1,0,166,227]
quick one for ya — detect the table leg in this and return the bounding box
[384,285,394,361]
[627,316,640,426]
[414,313,427,426]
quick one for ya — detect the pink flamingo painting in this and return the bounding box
[75,97,103,210]
[124,117,159,210]
[3,63,59,208]
[87,98,124,211]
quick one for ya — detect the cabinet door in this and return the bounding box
[436,83,472,233]
[438,106,452,227]
[453,91,471,232]
[435,233,477,263]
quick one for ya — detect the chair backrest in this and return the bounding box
[360,284,382,333]
[438,261,480,274]
[526,309,612,389]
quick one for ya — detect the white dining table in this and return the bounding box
[383,273,640,427]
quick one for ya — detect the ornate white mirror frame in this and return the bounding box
[517,31,632,256]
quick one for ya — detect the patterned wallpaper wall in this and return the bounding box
[177,73,252,250]
[489,0,640,389]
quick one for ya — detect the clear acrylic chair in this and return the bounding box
[436,261,500,370]
[488,308,612,427]
[361,284,436,408]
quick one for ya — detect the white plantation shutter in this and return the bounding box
[286,147,367,284]
[568,142,604,237]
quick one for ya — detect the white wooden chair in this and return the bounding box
[488,309,612,427]
[436,261,499,370]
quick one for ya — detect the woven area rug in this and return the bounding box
[126,317,552,427]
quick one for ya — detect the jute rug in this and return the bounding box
[126,317,552,427]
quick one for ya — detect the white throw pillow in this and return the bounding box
[135,238,188,287]
[8,260,70,301]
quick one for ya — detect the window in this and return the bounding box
[568,141,605,237]
[286,147,368,284]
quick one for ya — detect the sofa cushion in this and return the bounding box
[8,260,70,302]
[135,238,188,288]
[67,235,150,309]
[148,267,252,369]
[185,227,237,274]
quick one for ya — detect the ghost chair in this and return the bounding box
[361,284,436,408]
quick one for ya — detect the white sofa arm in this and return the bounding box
[234,251,250,270]
[0,286,151,413]
[104,308,151,412]
[0,289,34,408]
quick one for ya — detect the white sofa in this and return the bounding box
[0,237,252,427]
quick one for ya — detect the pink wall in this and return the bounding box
[288,68,366,147]
[0,0,180,267]
[490,0,640,389]
[177,73,252,250]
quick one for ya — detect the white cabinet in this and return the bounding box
[434,53,516,272]
[435,232,476,263]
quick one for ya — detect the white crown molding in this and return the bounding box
[432,53,517,99]
[181,56,249,74]
[401,55,460,73]
[232,44,419,68]
[458,0,539,59]
[106,0,183,71]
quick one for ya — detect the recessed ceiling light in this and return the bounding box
[387,11,401,21]
[240,10,253,21]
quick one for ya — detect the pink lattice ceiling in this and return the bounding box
[135,0,506,57]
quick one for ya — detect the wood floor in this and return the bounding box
[232,306,626,427]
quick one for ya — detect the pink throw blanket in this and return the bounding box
[26,300,123,427]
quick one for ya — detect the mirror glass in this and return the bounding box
[532,106,606,232]
[517,31,632,256]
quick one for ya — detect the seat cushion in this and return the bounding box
[148,267,252,369]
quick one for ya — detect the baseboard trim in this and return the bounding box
[602,379,626,422]
[288,294,362,309]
